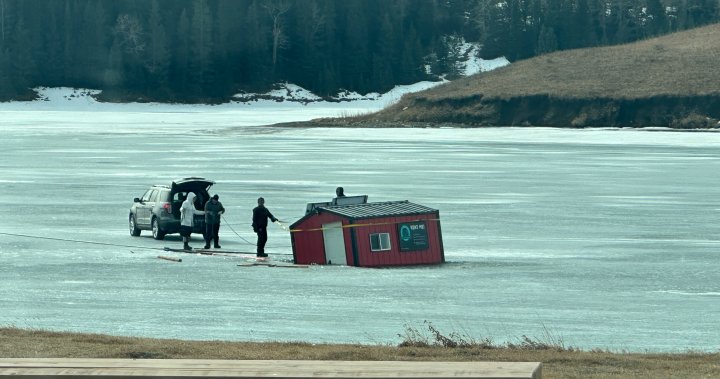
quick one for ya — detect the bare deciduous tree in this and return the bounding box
[114,14,145,56]
[264,0,291,73]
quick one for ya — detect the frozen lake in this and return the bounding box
[1,105,720,352]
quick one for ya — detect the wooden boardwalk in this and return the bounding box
[0,359,541,379]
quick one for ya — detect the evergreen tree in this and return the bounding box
[313,0,338,95]
[80,1,110,88]
[588,0,608,44]
[285,0,329,93]
[0,0,8,46]
[428,35,451,78]
[506,0,525,58]
[146,0,170,95]
[0,0,719,101]
[524,0,544,56]
[607,0,642,44]
[0,46,12,97]
[573,0,595,48]
[646,0,669,36]
[10,15,35,91]
[215,0,243,95]
[240,0,272,89]
[398,24,424,83]
[62,1,79,84]
[684,0,719,27]
[371,12,397,89]
[478,0,532,61]
[536,25,559,54]
[173,8,191,95]
[339,0,370,92]
[551,0,576,50]
[41,9,65,87]
[415,0,440,44]
[188,0,214,96]
[476,0,512,59]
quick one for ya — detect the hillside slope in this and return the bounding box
[352,24,720,128]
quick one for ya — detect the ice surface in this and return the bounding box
[1,91,720,352]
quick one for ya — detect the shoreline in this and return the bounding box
[268,119,720,131]
[4,87,720,131]
[1,327,718,379]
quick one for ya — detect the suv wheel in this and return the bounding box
[129,215,141,236]
[152,217,166,240]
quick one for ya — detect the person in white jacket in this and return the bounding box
[180,192,204,250]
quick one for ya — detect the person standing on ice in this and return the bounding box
[252,197,278,258]
[180,192,204,250]
[203,194,225,249]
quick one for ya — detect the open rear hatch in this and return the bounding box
[171,177,215,194]
[171,178,215,231]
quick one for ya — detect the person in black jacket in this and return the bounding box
[203,194,225,249]
[252,197,277,258]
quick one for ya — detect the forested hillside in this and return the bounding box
[0,0,718,102]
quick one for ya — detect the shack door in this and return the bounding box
[322,222,347,265]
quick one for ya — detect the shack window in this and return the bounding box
[370,233,391,251]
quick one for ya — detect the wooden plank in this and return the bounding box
[163,247,214,255]
[164,247,270,259]
[237,262,309,268]
[157,255,182,262]
[195,248,257,255]
[0,359,541,379]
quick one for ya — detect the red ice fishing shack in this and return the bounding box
[290,195,444,267]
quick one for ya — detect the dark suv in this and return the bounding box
[129,177,215,240]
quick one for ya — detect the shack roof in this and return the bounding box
[317,200,437,220]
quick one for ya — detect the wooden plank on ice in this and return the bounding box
[157,255,182,262]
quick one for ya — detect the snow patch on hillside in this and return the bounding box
[241,80,448,105]
[460,43,510,76]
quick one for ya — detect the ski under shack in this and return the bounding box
[290,195,444,267]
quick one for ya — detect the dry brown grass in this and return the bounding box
[2,327,719,379]
[417,23,720,100]
[346,23,720,128]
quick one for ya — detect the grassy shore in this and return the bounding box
[401,24,720,100]
[323,23,720,128]
[2,327,718,378]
